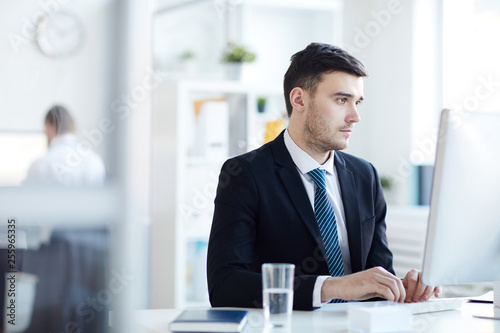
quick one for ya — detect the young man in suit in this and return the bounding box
[207,43,441,310]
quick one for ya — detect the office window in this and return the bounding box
[443,0,500,112]
[411,0,500,166]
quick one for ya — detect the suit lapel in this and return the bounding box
[270,132,326,256]
[335,152,363,273]
[269,133,365,270]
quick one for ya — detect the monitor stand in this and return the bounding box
[471,281,500,320]
[495,281,500,308]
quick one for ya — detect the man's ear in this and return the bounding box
[290,87,306,113]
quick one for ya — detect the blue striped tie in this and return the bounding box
[308,169,345,302]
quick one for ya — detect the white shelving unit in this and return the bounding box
[151,79,285,308]
[151,0,344,310]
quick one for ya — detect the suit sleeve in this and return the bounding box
[365,163,395,275]
[207,157,319,310]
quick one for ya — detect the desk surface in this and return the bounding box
[131,302,500,333]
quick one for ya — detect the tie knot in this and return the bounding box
[308,168,326,190]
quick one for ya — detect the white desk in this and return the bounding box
[127,302,500,333]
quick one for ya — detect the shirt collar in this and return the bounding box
[49,133,76,149]
[283,128,335,176]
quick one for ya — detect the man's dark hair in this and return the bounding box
[283,43,368,117]
[45,105,76,135]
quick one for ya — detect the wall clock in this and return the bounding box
[36,11,85,58]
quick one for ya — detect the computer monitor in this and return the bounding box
[0,131,47,186]
[422,109,500,287]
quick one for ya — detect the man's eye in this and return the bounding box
[356,100,363,106]
[337,98,347,104]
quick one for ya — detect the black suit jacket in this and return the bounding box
[207,131,394,310]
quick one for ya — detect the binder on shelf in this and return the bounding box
[194,99,229,159]
[263,118,285,144]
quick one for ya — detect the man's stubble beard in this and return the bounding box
[303,100,348,154]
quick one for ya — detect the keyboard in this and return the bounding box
[401,298,464,314]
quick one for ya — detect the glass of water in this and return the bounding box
[262,263,295,327]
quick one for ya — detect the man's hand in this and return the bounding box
[321,267,406,302]
[402,269,442,303]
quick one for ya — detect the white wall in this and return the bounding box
[342,0,442,205]
[241,3,342,86]
[0,0,113,138]
[154,1,225,76]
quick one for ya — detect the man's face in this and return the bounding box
[303,71,364,152]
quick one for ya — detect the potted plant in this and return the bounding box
[257,97,267,113]
[180,49,196,74]
[379,175,396,204]
[221,42,256,80]
[380,176,393,190]
[222,42,256,63]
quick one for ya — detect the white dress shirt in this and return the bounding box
[283,129,352,307]
[24,133,105,186]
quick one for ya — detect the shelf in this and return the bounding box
[155,76,283,95]
[186,156,227,167]
[239,0,342,11]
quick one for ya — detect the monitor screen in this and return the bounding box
[422,109,500,286]
[0,132,47,186]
